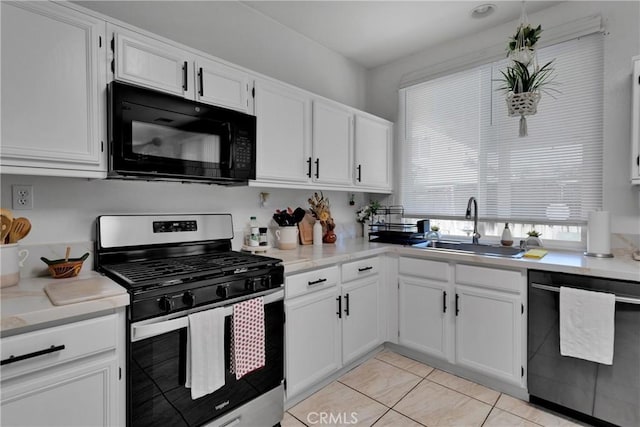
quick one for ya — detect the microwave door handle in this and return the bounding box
[227,123,233,168]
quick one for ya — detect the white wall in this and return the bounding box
[75,0,367,110]
[0,175,370,249]
[366,1,640,235]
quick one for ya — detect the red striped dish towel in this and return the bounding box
[230,297,265,379]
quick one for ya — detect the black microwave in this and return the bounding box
[108,81,256,184]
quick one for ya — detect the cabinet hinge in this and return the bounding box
[521,366,524,377]
[99,36,102,48]
[119,367,122,380]
[521,303,524,315]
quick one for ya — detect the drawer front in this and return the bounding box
[399,257,449,282]
[286,266,339,299]
[455,264,523,293]
[342,257,380,283]
[1,314,117,380]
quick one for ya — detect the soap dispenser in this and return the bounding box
[500,223,513,246]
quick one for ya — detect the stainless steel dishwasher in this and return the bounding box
[528,270,640,427]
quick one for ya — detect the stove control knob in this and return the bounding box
[183,291,196,307]
[245,278,258,292]
[216,285,229,299]
[158,296,174,313]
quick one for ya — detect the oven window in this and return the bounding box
[132,121,221,163]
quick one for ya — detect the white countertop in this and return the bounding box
[265,238,640,282]
[1,271,129,336]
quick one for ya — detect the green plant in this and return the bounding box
[356,200,381,224]
[508,24,542,52]
[430,225,440,232]
[497,60,558,95]
[527,230,541,237]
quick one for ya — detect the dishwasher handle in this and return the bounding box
[530,282,640,305]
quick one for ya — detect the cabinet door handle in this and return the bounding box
[198,67,204,96]
[307,157,312,178]
[1,344,65,366]
[182,61,188,91]
[308,278,327,286]
[336,295,342,318]
[357,164,362,182]
[344,293,350,316]
[443,291,447,313]
[315,158,320,179]
[455,293,460,316]
[358,266,373,272]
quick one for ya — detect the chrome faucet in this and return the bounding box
[465,197,481,245]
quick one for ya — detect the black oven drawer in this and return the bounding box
[129,299,284,427]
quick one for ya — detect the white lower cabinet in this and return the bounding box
[285,258,383,400]
[397,257,525,387]
[454,284,522,384]
[0,312,125,427]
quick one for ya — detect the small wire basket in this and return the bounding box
[41,247,89,279]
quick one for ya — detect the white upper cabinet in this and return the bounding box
[110,25,250,113]
[0,1,106,178]
[354,115,393,191]
[632,56,640,185]
[311,100,354,186]
[112,25,193,99]
[253,79,312,183]
[195,57,250,113]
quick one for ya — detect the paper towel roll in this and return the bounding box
[586,211,612,257]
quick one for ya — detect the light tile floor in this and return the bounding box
[284,350,585,427]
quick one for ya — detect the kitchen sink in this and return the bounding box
[411,241,525,258]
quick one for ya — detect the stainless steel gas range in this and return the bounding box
[95,214,284,427]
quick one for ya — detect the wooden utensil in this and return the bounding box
[0,215,11,244]
[8,217,31,244]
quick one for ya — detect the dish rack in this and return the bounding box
[368,206,422,242]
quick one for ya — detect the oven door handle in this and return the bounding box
[531,282,640,305]
[131,289,284,341]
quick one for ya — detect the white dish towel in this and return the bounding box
[560,286,615,365]
[185,308,226,399]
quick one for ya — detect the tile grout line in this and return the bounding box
[422,373,500,408]
[374,353,435,379]
[285,410,310,427]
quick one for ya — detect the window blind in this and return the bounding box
[400,33,604,223]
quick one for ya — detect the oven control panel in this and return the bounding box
[153,220,198,233]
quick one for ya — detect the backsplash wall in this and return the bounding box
[0,174,387,248]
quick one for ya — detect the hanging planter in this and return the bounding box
[496,2,558,137]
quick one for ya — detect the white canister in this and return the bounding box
[0,244,29,288]
[275,226,299,250]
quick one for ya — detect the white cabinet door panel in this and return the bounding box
[455,285,521,384]
[254,80,311,183]
[114,29,191,98]
[196,58,249,113]
[312,101,353,186]
[285,288,341,398]
[1,2,105,172]
[342,276,382,364]
[399,276,448,359]
[354,115,392,190]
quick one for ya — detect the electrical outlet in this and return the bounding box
[12,185,33,210]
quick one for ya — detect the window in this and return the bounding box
[400,34,604,244]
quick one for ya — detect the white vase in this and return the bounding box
[363,220,370,240]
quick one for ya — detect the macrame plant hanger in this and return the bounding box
[507,1,540,137]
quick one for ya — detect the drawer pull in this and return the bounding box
[1,344,66,366]
[308,278,327,286]
[358,266,373,272]
[336,295,342,319]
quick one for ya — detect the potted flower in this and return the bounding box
[525,230,543,247]
[507,23,542,65]
[308,192,337,243]
[356,200,380,239]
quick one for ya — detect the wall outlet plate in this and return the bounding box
[12,185,33,210]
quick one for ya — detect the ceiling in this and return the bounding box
[242,1,561,69]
